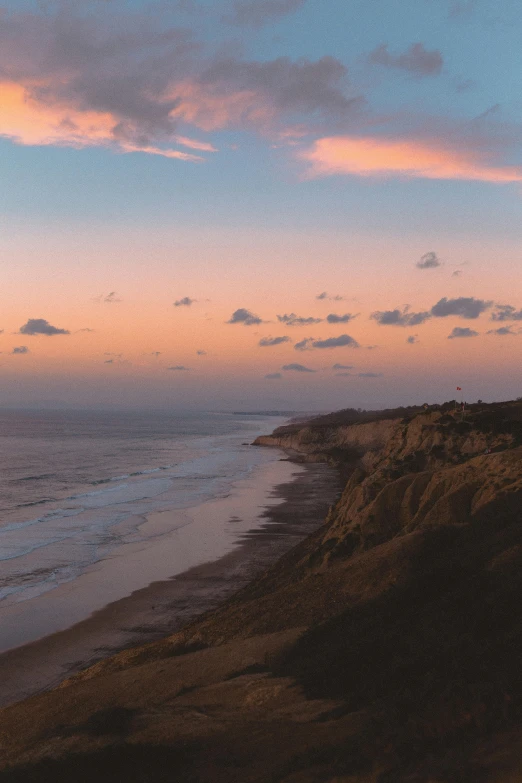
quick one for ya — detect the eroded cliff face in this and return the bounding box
[3,404,522,783]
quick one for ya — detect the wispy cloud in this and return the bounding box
[19,318,70,336]
[368,42,443,76]
[224,0,306,28]
[168,365,191,370]
[406,335,419,344]
[316,292,345,301]
[104,292,121,303]
[196,349,207,355]
[332,363,354,370]
[277,313,322,327]
[12,346,29,354]
[228,308,263,325]
[491,304,522,321]
[487,326,520,336]
[174,297,196,307]
[259,335,291,346]
[265,372,282,379]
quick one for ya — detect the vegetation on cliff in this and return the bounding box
[2,399,522,782]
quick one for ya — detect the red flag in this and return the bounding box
[456,387,462,391]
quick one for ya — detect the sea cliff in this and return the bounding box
[2,400,522,782]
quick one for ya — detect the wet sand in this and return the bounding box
[0,458,340,708]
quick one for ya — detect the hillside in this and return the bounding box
[2,400,522,782]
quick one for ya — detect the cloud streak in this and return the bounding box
[302,135,522,184]
[326,313,357,323]
[282,363,315,372]
[225,0,306,28]
[174,297,196,307]
[277,313,323,327]
[371,308,431,326]
[259,336,291,346]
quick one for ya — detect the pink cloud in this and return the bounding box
[301,135,522,184]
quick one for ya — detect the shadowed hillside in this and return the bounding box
[2,400,522,782]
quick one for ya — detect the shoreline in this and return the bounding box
[0,456,340,708]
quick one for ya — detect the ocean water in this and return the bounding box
[0,410,286,616]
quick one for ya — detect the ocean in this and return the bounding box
[0,409,287,650]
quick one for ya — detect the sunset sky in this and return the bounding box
[1,0,521,411]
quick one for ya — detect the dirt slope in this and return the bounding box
[2,402,522,782]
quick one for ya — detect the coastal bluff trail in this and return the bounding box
[2,400,522,781]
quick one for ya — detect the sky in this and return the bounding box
[1,0,521,411]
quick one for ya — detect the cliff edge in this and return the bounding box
[2,400,522,782]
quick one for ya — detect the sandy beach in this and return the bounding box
[0,456,340,708]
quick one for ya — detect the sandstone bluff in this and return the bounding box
[2,400,522,782]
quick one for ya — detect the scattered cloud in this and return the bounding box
[491,304,522,321]
[77,328,95,333]
[333,363,354,370]
[358,372,384,378]
[174,297,196,307]
[282,363,316,372]
[371,308,431,326]
[487,326,519,336]
[104,359,114,364]
[265,372,282,379]
[309,334,360,349]
[406,335,419,344]
[448,327,479,338]
[277,313,323,327]
[294,338,314,351]
[368,42,443,77]
[19,318,70,336]
[12,346,29,354]
[104,292,121,304]
[225,0,306,28]
[168,365,191,370]
[452,270,463,277]
[196,350,207,355]
[151,351,162,357]
[416,251,441,269]
[227,308,263,325]
[259,336,291,346]
[301,136,522,184]
[326,313,357,323]
[335,372,353,377]
[431,296,492,319]
[316,292,344,301]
